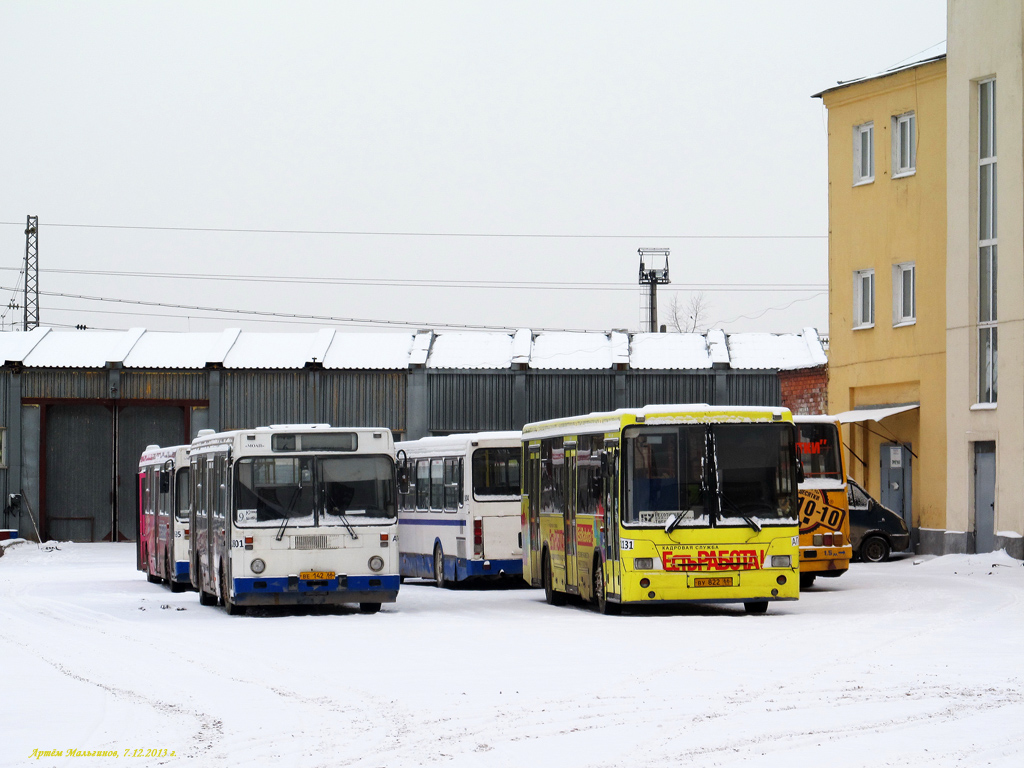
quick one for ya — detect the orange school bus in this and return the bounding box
[794,415,853,588]
[521,405,801,615]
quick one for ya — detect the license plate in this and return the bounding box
[693,576,734,588]
[300,571,335,581]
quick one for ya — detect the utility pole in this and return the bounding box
[638,247,670,332]
[23,215,39,331]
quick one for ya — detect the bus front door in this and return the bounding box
[606,445,621,600]
[564,443,579,595]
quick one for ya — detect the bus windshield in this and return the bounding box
[320,456,396,520]
[234,455,395,527]
[795,421,843,482]
[472,447,520,500]
[624,423,797,528]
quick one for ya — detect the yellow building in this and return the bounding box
[815,55,948,549]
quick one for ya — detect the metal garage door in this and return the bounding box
[45,403,186,542]
[45,404,113,542]
[115,406,185,541]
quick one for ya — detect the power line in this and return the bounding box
[3,285,601,333]
[0,220,827,240]
[720,292,826,324]
[0,266,827,293]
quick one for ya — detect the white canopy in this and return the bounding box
[834,404,919,424]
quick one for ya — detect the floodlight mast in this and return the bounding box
[24,215,39,331]
[638,247,670,333]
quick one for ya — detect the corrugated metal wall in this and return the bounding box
[429,372,513,432]
[527,373,616,423]
[219,371,309,431]
[626,372,716,408]
[320,371,406,432]
[0,370,9,517]
[22,369,108,399]
[727,373,782,406]
[120,371,207,400]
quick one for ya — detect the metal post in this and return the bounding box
[638,248,670,333]
[23,216,39,331]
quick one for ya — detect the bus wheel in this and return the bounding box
[199,586,217,606]
[799,573,816,590]
[360,602,381,614]
[433,544,446,589]
[593,558,620,615]
[744,601,769,615]
[146,572,161,584]
[543,551,566,606]
[220,564,244,615]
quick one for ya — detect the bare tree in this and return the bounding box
[667,291,710,333]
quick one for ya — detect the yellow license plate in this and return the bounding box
[693,576,734,588]
[300,571,335,581]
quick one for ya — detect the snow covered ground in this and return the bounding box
[1,543,1022,768]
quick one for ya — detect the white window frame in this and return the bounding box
[853,122,874,185]
[978,78,997,404]
[892,262,916,326]
[891,112,916,178]
[853,269,875,329]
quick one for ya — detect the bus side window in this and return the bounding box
[416,460,430,511]
[443,458,459,511]
[430,458,444,511]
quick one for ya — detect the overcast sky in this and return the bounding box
[0,1,947,337]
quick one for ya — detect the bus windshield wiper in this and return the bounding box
[275,486,303,542]
[327,498,359,540]
[716,491,763,533]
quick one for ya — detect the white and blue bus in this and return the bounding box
[189,424,400,614]
[137,444,191,591]
[396,431,522,585]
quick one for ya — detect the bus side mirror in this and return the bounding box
[600,451,616,479]
[796,460,805,485]
[160,473,171,494]
[589,475,603,498]
[396,450,410,495]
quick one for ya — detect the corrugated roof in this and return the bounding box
[427,332,514,369]
[629,333,712,370]
[320,332,414,370]
[0,327,827,371]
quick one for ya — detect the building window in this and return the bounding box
[853,269,874,329]
[853,123,874,185]
[892,112,916,177]
[978,79,997,404]
[893,262,915,325]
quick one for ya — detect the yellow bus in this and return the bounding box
[521,405,801,615]
[794,415,852,589]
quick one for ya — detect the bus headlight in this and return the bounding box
[368,555,384,572]
[771,555,791,568]
[250,558,266,574]
[633,558,654,570]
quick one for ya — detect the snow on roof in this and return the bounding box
[530,332,616,370]
[221,332,328,369]
[21,328,145,368]
[814,42,946,98]
[726,328,827,370]
[0,327,50,364]
[427,332,514,369]
[123,331,228,369]
[0,327,828,371]
[321,332,414,370]
[629,333,712,370]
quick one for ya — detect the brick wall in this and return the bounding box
[779,365,828,415]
